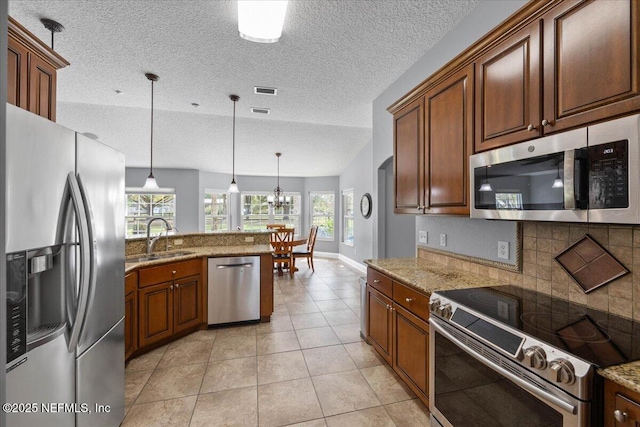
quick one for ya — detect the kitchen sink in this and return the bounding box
[126,251,194,263]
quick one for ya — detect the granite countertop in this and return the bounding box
[364,257,505,296]
[125,244,273,272]
[598,361,640,394]
[366,257,640,393]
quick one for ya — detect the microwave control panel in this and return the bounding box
[6,251,27,365]
[589,140,628,209]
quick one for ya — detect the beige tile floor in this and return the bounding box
[124,258,430,426]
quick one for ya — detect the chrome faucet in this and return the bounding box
[146,217,173,255]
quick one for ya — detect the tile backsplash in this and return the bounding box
[418,222,640,321]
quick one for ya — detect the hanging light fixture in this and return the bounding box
[237,0,289,43]
[143,73,160,189]
[552,161,564,188]
[228,94,240,193]
[267,153,291,208]
[478,166,493,192]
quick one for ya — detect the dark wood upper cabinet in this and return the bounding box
[7,17,69,122]
[394,97,425,214]
[475,20,542,152]
[426,64,473,215]
[542,0,640,133]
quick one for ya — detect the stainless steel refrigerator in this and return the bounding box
[5,104,125,426]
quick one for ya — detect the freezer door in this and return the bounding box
[76,318,125,427]
[6,330,75,427]
[5,104,75,252]
[75,133,125,355]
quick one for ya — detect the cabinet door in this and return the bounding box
[425,64,474,215]
[604,378,640,427]
[28,55,57,121]
[393,304,429,404]
[394,97,425,214]
[475,20,541,152]
[138,282,173,347]
[542,0,640,133]
[7,37,28,109]
[173,275,201,333]
[366,286,393,364]
[124,291,137,360]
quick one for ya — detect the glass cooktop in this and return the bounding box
[435,285,640,368]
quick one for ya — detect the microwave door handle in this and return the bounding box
[563,150,576,210]
[430,319,577,415]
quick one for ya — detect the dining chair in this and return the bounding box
[266,223,286,230]
[270,227,295,277]
[292,225,319,272]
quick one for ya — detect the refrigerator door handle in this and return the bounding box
[75,174,98,347]
[64,172,92,352]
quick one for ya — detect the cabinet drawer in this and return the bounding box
[367,268,392,297]
[615,393,640,426]
[139,259,201,288]
[393,282,430,323]
[125,271,138,295]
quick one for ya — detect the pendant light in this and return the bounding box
[143,73,160,189]
[228,95,240,193]
[267,153,291,208]
[552,161,564,188]
[478,166,493,192]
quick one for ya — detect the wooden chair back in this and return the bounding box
[266,223,286,230]
[307,225,319,253]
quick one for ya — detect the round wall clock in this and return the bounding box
[360,193,372,219]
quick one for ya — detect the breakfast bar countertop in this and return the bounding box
[125,244,273,272]
[364,257,506,296]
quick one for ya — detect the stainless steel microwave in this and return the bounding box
[470,114,640,224]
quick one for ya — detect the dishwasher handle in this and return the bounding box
[216,262,254,269]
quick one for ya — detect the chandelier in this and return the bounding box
[267,153,291,208]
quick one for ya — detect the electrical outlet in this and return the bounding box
[440,234,447,247]
[173,239,183,246]
[354,249,357,255]
[419,231,427,244]
[498,241,509,260]
[244,236,254,243]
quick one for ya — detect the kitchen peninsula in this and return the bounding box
[124,230,274,361]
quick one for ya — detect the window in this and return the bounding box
[204,190,229,232]
[126,193,176,238]
[241,193,301,233]
[342,189,354,246]
[495,193,523,210]
[310,192,335,241]
[242,193,270,231]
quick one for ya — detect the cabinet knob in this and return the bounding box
[175,283,180,288]
[405,297,414,303]
[386,304,391,310]
[541,119,551,127]
[172,270,177,275]
[417,206,421,210]
[614,409,628,422]
[527,124,535,131]
[373,279,381,283]
[170,285,174,290]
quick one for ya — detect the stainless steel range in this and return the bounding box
[428,286,640,427]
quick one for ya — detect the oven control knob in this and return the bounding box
[438,303,452,319]
[523,346,547,370]
[429,299,441,313]
[549,359,575,385]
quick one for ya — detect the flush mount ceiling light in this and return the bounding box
[478,166,493,192]
[238,0,288,43]
[143,73,160,189]
[267,153,292,208]
[552,161,564,188]
[228,95,240,194]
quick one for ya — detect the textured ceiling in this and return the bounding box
[9,0,479,177]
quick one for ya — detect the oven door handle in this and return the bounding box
[430,319,577,415]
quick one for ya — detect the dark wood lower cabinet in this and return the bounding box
[367,286,393,364]
[173,275,201,333]
[138,282,174,348]
[604,378,640,427]
[124,291,137,360]
[393,304,429,403]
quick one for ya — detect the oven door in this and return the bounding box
[429,318,589,427]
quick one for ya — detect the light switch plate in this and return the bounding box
[498,241,509,260]
[419,231,427,244]
[440,234,447,247]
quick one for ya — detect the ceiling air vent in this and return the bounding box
[251,107,271,115]
[254,86,277,96]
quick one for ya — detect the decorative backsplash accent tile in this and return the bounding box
[555,235,629,293]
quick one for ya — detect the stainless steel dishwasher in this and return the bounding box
[208,256,261,325]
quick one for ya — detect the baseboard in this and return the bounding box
[315,251,339,259]
[338,254,367,274]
